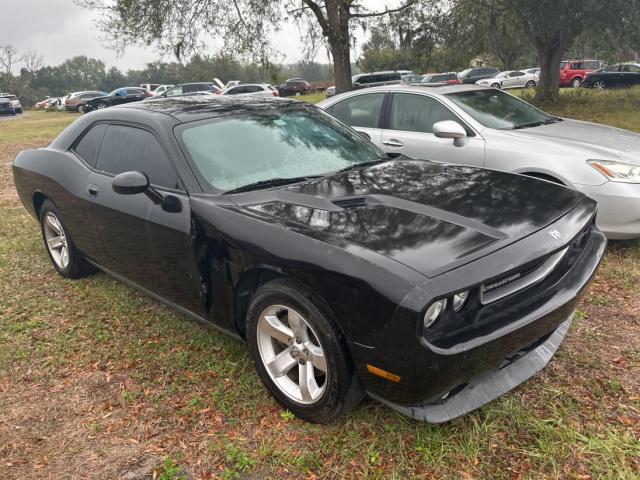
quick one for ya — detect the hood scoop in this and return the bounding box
[332,196,379,209]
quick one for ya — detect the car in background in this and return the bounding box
[277,79,312,96]
[140,83,161,94]
[559,59,603,88]
[318,84,640,239]
[325,85,336,97]
[64,91,106,113]
[84,87,150,112]
[0,96,16,115]
[352,70,412,90]
[421,72,461,85]
[458,67,500,84]
[222,83,279,97]
[226,80,241,88]
[34,97,52,109]
[12,96,605,424]
[401,74,424,84]
[475,69,538,89]
[151,84,174,96]
[581,63,640,89]
[151,82,221,99]
[0,94,22,113]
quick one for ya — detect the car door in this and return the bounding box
[502,71,525,88]
[620,64,640,87]
[328,92,386,146]
[123,88,145,104]
[379,92,485,167]
[84,123,205,315]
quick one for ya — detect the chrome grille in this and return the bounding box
[480,248,568,305]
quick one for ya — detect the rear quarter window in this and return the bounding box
[73,124,108,168]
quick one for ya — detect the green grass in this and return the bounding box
[0,89,639,479]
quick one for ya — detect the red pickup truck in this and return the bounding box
[559,59,604,88]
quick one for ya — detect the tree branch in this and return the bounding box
[350,0,418,19]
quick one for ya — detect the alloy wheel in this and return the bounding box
[526,81,535,88]
[97,102,106,109]
[256,305,328,404]
[571,78,581,88]
[43,212,69,269]
[77,104,85,113]
[594,81,606,90]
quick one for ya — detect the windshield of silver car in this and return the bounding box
[179,107,385,191]
[446,89,556,130]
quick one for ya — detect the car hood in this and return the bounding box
[499,118,640,164]
[231,160,584,277]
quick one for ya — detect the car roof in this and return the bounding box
[116,95,308,123]
[330,83,490,97]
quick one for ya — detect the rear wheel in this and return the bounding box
[76,104,85,113]
[246,279,363,423]
[525,80,536,88]
[39,200,94,278]
[571,77,582,88]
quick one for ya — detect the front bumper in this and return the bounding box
[352,209,606,421]
[370,315,573,422]
[577,181,640,239]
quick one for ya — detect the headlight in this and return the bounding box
[588,160,640,183]
[424,299,447,329]
[452,291,469,311]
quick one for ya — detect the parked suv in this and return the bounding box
[352,70,412,89]
[0,94,22,113]
[64,91,106,113]
[559,59,603,88]
[277,79,311,96]
[458,67,500,84]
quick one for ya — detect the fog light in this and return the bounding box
[452,291,469,311]
[424,299,447,328]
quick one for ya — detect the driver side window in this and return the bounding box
[96,125,181,190]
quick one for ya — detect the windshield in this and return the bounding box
[446,89,554,130]
[179,106,385,192]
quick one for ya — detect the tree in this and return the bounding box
[78,0,418,94]
[0,44,20,74]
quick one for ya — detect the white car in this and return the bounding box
[151,84,174,96]
[222,83,279,97]
[0,94,22,113]
[317,84,640,239]
[475,69,539,89]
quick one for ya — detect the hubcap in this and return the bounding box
[97,103,106,109]
[43,213,69,269]
[256,305,327,404]
[594,81,605,90]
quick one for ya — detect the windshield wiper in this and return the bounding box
[332,158,390,175]
[225,176,320,194]
[512,118,560,130]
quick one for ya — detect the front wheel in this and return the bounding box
[491,83,501,89]
[571,78,582,88]
[39,200,95,278]
[593,80,606,90]
[96,102,107,109]
[76,104,85,113]
[246,279,364,423]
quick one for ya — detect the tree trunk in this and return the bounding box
[534,44,564,104]
[325,0,352,94]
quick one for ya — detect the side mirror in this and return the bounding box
[356,130,371,141]
[433,120,467,147]
[112,171,149,195]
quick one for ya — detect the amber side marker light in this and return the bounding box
[590,162,615,178]
[366,364,401,383]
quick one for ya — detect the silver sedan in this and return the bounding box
[316,84,640,239]
[475,69,539,89]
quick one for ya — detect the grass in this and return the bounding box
[0,94,639,479]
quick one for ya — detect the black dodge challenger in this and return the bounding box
[12,96,606,423]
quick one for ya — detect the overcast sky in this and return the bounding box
[1,0,394,73]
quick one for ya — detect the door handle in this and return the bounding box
[86,184,99,197]
[382,139,404,147]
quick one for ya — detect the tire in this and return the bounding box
[96,101,107,109]
[593,80,606,90]
[39,200,95,279]
[16,108,23,114]
[76,104,85,113]
[571,78,582,88]
[491,83,501,89]
[246,278,364,423]
[525,80,536,88]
